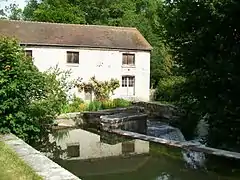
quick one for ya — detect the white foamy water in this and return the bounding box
[147,121,206,169]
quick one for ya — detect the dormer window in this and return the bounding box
[67,51,79,64]
[122,53,135,66]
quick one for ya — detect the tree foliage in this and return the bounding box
[155,76,185,103]
[163,0,240,151]
[0,37,70,143]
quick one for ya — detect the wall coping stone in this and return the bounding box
[100,113,147,123]
[1,134,80,180]
[57,106,144,119]
[132,101,177,109]
[109,129,240,160]
[82,106,144,115]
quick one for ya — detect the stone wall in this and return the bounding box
[55,102,179,128]
[82,106,144,125]
[1,134,80,180]
[55,106,145,129]
[100,112,147,134]
[132,101,179,121]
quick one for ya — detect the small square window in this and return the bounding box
[122,141,135,154]
[122,53,135,66]
[67,51,79,64]
[25,50,32,58]
[67,143,80,157]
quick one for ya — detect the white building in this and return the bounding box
[0,20,152,101]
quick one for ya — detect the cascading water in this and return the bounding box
[147,120,206,169]
[147,121,185,142]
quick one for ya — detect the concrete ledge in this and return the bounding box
[1,134,80,180]
[110,129,240,160]
[100,113,147,123]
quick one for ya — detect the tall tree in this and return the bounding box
[22,0,39,21]
[163,0,240,151]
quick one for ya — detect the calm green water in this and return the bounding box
[37,128,240,180]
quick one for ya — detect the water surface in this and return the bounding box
[36,128,240,180]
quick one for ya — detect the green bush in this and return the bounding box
[85,98,131,111]
[101,100,115,109]
[86,100,102,111]
[0,37,71,143]
[62,98,132,112]
[155,76,185,102]
[62,95,84,113]
[113,98,131,108]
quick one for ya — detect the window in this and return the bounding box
[122,76,128,87]
[122,53,135,66]
[122,76,135,87]
[128,76,135,87]
[122,141,135,154]
[25,50,32,58]
[67,143,80,158]
[67,51,79,64]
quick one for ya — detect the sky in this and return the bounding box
[0,0,27,10]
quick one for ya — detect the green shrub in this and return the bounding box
[113,98,131,108]
[102,100,115,109]
[0,37,71,143]
[86,100,102,111]
[61,98,131,113]
[155,76,185,102]
[62,95,84,113]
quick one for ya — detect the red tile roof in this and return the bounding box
[0,20,152,51]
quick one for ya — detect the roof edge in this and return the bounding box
[0,19,138,30]
[134,27,153,50]
[21,43,153,51]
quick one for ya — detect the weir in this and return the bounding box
[100,112,147,134]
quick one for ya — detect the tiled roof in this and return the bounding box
[0,20,152,51]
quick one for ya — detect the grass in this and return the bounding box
[0,141,42,180]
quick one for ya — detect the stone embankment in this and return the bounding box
[0,134,81,180]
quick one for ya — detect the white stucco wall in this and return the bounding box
[25,46,150,101]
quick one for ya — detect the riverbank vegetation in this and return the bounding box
[62,97,131,113]
[0,141,42,180]
[1,0,240,152]
[0,37,70,143]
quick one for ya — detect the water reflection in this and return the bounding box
[38,128,239,180]
[155,173,172,180]
[49,128,149,160]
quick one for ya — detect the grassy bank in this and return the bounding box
[0,141,42,180]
